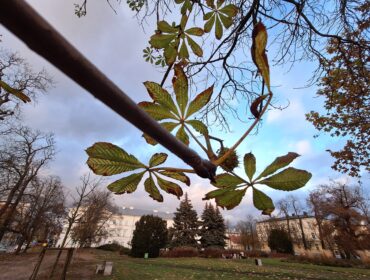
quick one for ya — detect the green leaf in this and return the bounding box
[219,13,232,29]
[149,153,168,167]
[186,27,204,36]
[186,35,203,57]
[206,0,215,8]
[143,82,179,116]
[204,15,216,33]
[138,101,177,120]
[204,187,246,210]
[219,4,238,17]
[258,167,312,191]
[212,173,244,188]
[156,175,183,198]
[186,85,214,118]
[180,14,188,28]
[186,120,208,135]
[159,171,190,186]
[0,81,31,103]
[244,153,256,181]
[256,152,300,179]
[107,172,145,194]
[157,21,178,33]
[142,122,179,145]
[144,175,163,202]
[149,34,176,49]
[179,40,189,59]
[176,125,189,145]
[173,64,188,116]
[203,11,214,21]
[253,188,274,215]
[215,16,223,40]
[164,44,178,65]
[216,0,225,8]
[86,142,145,176]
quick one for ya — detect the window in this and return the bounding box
[311,232,316,239]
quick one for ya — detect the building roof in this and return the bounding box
[115,207,174,220]
[256,214,315,224]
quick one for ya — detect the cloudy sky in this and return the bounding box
[1,0,367,223]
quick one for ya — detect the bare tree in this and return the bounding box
[12,176,65,254]
[0,48,52,122]
[0,125,55,242]
[70,190,113,248]
[235,215,259,251]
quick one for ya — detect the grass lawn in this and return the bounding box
[94,252,370,280]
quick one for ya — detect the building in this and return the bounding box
[56,207,174,248]
[256,214,324,255]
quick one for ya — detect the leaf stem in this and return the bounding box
[214,92,273,166]
[150,167,195,173]
[184,124,209,155]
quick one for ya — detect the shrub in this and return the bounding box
[97,242,128,252]
[283,255,370,268]
[268,229,293,254]
[201,246,224,258]
[161,246,198,258]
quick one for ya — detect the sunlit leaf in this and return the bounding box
[86,142,145,176]
[107,172,145,194]
[244,153,256,181]
[219,4,238,17]
[138,101,177,120]
[156,175,183,198]
[164,44,178,65]
[212,173,244,188]
[186,27,204,36]
[258,167,312,191]
[143,81,179,115]
[256,152,300,179]
[157,21,178,33]
[179,40,189,59]
[253,187,274,215]
[159,171,190,186]
[186,85,214,118]
[173,64,188,116]
[176,125,189,145]
[206,0,215,8]
[149,153,168,167]
[186,119,208,135]
[0,81,31,103]
[149,34,176,49]
[144,175,163,202]
[251,22,270,92]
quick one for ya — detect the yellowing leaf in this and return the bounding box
[204,15,216,33]
[156,175,183,198]
[86,142,145,176]
[186,35,203,57]
[108,172,145,194]
[244,153,256,181]
[256,152,300,180]
[149,34,176,49]
[0,81,31,103]
[179,40,189,59]
[157,21,178,33]
[253,188,274,215]
[159,171,191,186]
[186,27,204,36]
[219,13,232,29]
[219,4,238,17]
[144,175,163,202]
[143,122,179,145]
[176,125,189,145]
[212,173,244,188]
[173,64,189,116]
[185,85,214,118]
[138,101,177,120]
[215,16,223,40]
[149,153,168,167]
[186,120,208,135]
[143,81,179,116]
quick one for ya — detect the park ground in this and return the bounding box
[0,249,370,280]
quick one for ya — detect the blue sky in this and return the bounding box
[1,0,367,223]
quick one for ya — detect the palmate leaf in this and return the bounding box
[256,152,300,180]
[149,33,177,49]
[244,153,256,181]
[108,171,145,194]
[164,43,178,65]
[212,173,244,188]
[144,175,163,202]
[143,81,179,116]
[86,142,145,176]
[258,167,312,191]
[204,187,246,210]
[253,187,274,215]
[0,80,31,103]
[156,175,183,198]
[185,85,214,118]
[159,171,190,186]
[204,15,216,33]
[157,21,178,33]
[173,64,189,116]
[219,4,238,17]
[251,22,271,92]
[138,101,177,121]
[149,153,168,167]
[185,27,204,36]
[215,16,223,40]
[143,122,179,145]
[179,40,190,59]
[186,35,203,57]
[186,120,208,135]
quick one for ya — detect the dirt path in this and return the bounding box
[0,248,100,280]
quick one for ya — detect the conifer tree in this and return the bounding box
[200,203,226,248]
[170,193,199,248]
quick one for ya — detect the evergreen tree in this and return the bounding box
[268,229,293,254]
[200,203,226,248]
[170,193,199,248]
[130,215,168,258]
